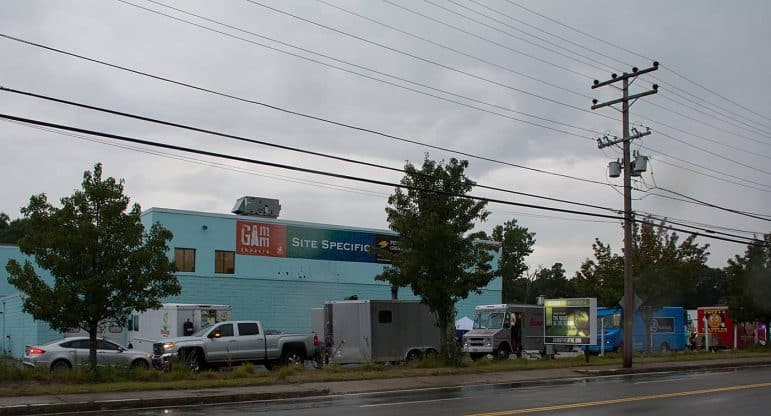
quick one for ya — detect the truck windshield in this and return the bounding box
[190,325,213,337]
[473,312,504,329]
[601,313,623,329]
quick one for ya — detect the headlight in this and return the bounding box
[163,342,175,352]
[484,338,492,347]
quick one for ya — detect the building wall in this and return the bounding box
[0,207,502,357]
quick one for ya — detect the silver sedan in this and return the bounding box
[22,337,152,371]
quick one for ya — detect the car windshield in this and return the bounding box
[473,312,504,329]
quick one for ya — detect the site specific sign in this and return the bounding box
[544,298,597,345]
[236,220,398,263]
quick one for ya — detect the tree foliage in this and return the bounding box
[0,213,29,244]
[6,164,181,371]
[573,239,624,307]
[491,219,535,304]
[376,157,493,364]
[725,233,771,321]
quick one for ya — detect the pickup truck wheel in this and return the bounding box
[281,349,305,366]
[179,348,205,372]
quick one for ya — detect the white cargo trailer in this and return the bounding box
[127,303,231,353]
[316,300,440,364]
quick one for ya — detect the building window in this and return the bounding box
[215,250,235,274]
[174,248,196,272]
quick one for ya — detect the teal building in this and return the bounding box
[0,202,502,358]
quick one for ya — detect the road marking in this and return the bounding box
[361,396,466,408]
[467,381,771,416]
[633,377,691,385]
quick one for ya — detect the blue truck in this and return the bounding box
[587,306,686,353]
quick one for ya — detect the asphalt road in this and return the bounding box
[66,365,771,415]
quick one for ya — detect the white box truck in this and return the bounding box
[127,303,232,353]
[314,299,440,364]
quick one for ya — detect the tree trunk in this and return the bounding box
[88,322,99,372]
[437,306,460,365]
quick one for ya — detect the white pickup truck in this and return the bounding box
[152,320,319,370]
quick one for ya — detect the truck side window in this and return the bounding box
[238,322,260,336]
[211,323,234,338]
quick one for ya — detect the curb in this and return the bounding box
[0,387,330,416]
[572,359,771,377]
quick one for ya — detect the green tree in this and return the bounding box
[632,218,709,349]
[725,233,771,321]
[573,239,624,307]
[0,214,29,243]
[6,164,181,371]
[491,219,535,304]
[575,218,709,349]
[376,157,493,364]
[532,262,574,300]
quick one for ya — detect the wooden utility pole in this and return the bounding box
[591,62,658,368]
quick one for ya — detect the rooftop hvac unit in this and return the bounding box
[231,197,281,218]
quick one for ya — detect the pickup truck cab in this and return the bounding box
[152,320,319,370]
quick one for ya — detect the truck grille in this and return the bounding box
[153,343,164,355]
[467,337,487,346]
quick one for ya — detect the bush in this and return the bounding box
[233,363,256,378]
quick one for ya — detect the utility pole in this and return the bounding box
[591,62,658,368]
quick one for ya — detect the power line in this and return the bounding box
[313,0,593,101]
[426,0,615,75]
[239,0,610,121]
[381,0,594,81]
[503,0,771,131]
[3,119,390,199]
[0,86,619,214]
[1,111,765,247]
[130,0,600,137]
[642,146,771,193]
[0,33,616,188]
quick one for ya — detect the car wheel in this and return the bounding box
[51,359,72,371]
[281,349,304,366]
[130,359,150,370]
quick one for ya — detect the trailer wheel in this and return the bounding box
[406,349,422,362]
[659,342,670,353]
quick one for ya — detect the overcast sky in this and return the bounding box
[1,0,769,276]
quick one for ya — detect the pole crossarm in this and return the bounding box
[591,62,659,88]
[592,88,658,110]
[597,129,651,149]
